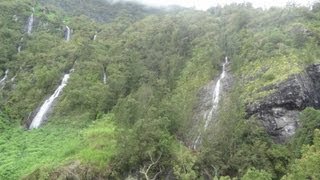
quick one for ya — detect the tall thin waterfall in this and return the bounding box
[204,57,228,129]
[0,70,9,85]
[103,69,107,84]
[18,37,23,53]
[29,71,72,129]
[11,75,17,82]
[65,26,71,41]
[93,34,97,41]
[192,57,229,149]
[27,13,34,35]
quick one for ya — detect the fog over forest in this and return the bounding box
[111,0,316,9]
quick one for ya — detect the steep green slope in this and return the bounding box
[198,3,320,179]
[1,0,320,179]
[0,0,223,179]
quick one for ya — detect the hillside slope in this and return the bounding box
[1,0,320,179]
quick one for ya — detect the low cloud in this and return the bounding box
[110,0,316,10]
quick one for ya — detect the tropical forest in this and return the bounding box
[1,0,320,179]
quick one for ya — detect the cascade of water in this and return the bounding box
[0,70,9,85]
[27,13,34,35]
[192,57,229,149]
[65,26,71,41]
[103,69,107,84]
[18,37,23,53]
[13,15,18,22]
[93,34,97,41]
[204,57,228,129]
[192,134,201,150]
[11,75,17,82]
[29,71,72,129]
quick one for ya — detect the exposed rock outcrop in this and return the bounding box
[247,64,320,142]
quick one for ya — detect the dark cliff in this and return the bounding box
[247,64,320,142]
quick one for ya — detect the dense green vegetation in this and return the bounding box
[1,0,320,179]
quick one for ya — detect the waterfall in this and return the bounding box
[192,57,229,149]
[65,26,71,41]
[29,71,72,129]
[27,13,34,35]
[204,57,228,129]
[93,34,97,41]
[193,134,201,150]
[11,75,17,82]
[18,37,23,53]
[103,69,107,84]
[0,69,9,85]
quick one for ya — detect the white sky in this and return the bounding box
[124,0,317,10]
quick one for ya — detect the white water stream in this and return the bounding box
[29,72,71,129]
[27,13,34,35]
[65,26,71,41]
[18,37,23,53]
[204,57,228,129]
[11,75,17,82]
[0,70,9,85]
[192,57,229,149]
[103,70,107,84]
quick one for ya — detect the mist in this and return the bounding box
[110,0,316,10]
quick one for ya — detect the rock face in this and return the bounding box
[247,64,320,142]
[188,60,233,147]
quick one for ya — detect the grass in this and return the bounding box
[79,114,117,169]
[0,124,82,179]
[0,114,117,179]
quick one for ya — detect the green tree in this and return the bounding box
[283,129,320,179]
[242,168,272,180]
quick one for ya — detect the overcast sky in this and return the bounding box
[121,0,317,10]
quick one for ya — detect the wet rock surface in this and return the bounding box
[188,60,233,147]
[193,63,233,125]
[247,64,320,142]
